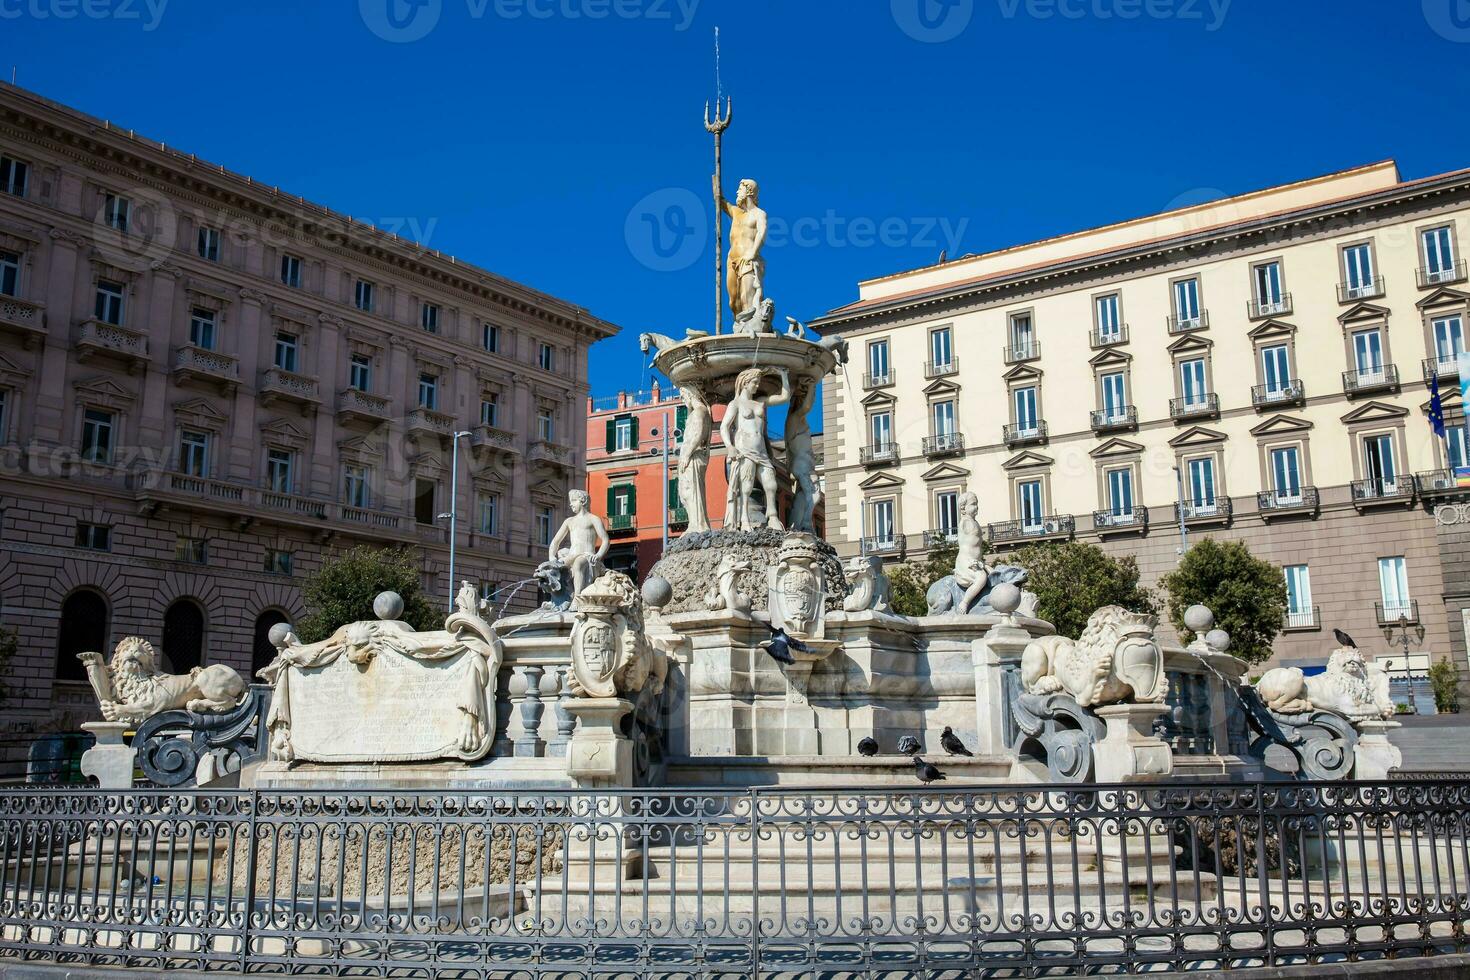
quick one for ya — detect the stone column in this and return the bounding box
[1093,703,1173,783]
[563,697,638,879]
[79,722,135,790]
[1352,719,1403,779]
[972,621,1030,757]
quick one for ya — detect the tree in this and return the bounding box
[1010,541,1157,639]
[1159,538,1287,665]
[887,542,959,617]
[296,546,441,643]
[1428,659,1460,714]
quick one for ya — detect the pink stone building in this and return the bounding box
[0,84,620,732]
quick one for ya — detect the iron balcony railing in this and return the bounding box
[668,506,688,526]
[923,357,958,378]
[859,442,899,466]
[1089,405,1137,432]
[608,513,636,532]
[1342,363,1400,395]
[1251,378,1305,407]
[1338,275,1385,303]
[1351,477,1415,505]
[922,528,957,548]
[988,513,1074,543]
[1166,310,1209,334]
[860,535,900,555]
[1002,341,1040,364]
[1247,293,1293,319]
[1092,507,1147,532]
[1175,496,1232,524]
[1418,469,1466,495]
[1090,325,1128,348]
[1418,259,1467,288]
[861,370,895,389]
[1169,393,1219,419]
[921,432,965,456]
[1376,599,1420,625]
[1256,486,1320,516]
[1423,355,1460,381]
[1002,420,1047,446]
[1283,606,1321,630]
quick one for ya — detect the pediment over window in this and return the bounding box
[173,398,229,431]
[73,375,135,408]
[1246,319,1296,341]
[0,351,32,383]
[338,435,384,460]
[1339,400,1409,425]
[260,417,309,449]
[1168,425,1226,448]
[1088,347,1133,368]
[921,461,971,481]
[1337,301,1390,326]
[1416,287,1470,311]
[270,300,314,324]
[858,471,906,491]
[1002,450,1053,471]
[413,450,449,474]
[1249,414,1313,437]
[1090,437,1144,459]
[1421,387,1463,414]
[185,278,234,307]
[1002,363,1043,384]
[860,388,897,408]
[1166,333,1213,355]
[922,377,962,397]
[529,480,564,500]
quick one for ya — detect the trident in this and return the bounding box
[705,94,732,335]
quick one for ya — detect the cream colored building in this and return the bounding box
[812,161,1470,680]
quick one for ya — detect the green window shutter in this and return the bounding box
[606,484,616,515]
[605,418,616,453]
[675,405,688,438]
[627,483,637,515]
[630,415,640,450]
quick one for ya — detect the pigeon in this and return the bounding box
[897,734,922,756]
[939,726,973,757]
[857,737,879,757]
[912,756,946,784]
[1333,628,1357,649]
[759,623,808,666]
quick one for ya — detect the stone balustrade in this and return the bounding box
[261,366,321,408]
[76,317,149,369]
[172,344,240,391]
[0,294,46,346]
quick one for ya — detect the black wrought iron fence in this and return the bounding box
[1,781,1468,977]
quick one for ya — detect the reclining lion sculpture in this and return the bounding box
[1020,605,1167,708]
[1255,646,1395,724]
[78,637,248,725]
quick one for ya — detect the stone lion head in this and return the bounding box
[1327,646,1368,679]
[110,636,160,679]
[1078,605,1165,704]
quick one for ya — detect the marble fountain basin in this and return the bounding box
[652,333,837,401]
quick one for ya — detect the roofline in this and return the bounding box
[0,82,620,339]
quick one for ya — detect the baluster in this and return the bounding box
[549,668,575,757]
[491,666,514,757]
[515,666,545,757]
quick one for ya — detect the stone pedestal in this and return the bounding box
[565,697,634,787]
[1353,719,1403,779]
[1093,703,1172,783]
[974,621,1031,756]
[79,721,135,789]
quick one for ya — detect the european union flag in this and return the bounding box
[1429,371,1447,437]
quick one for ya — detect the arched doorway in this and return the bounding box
[56,589,109,682]
[252,610,290,678]
[161,599,206,674]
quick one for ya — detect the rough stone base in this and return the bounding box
[648,527,847,613]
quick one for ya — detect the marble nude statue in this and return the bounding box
[952,491,988,616]
[715,175,767,325]
[1255,645,1395,725]
[784,375,820,534]
[78,637,248,725]
[676,382,713,533]
[1020,606,1168,708]
[548,489,610,600]
[721,366,790,532]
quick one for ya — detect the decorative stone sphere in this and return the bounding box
[267,622,294,648]
[1206,628,1231,652]
[989,583,1023,616]
[374,591,405,621]
[641,575,673,610]
[1183,604,1214,633]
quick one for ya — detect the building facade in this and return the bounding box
[0,84,618,732]
[812,160,1470,683]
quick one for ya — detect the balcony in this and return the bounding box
[922,432,965,457]
[260,488,330,521]
[1090,405,1137,433]
[1003,342,1040,365]
[260,367,321,410]
[861,536,901,556]
[471,424,519,460]
[862,370,895,389]
[1169,393,1220,420]
[1090,325,1128,348]
[337,388,394,426]
[1251,379,1305,408]
[924,358,959,379]
[76,318,149,371]
[339,504,405,532]
[1417,469,1468,497]
[669,506,689,528]
[1167,311,1209,334]
[1283,606,1321,632]
[406,407,456,440]
[923,528,958,549]
[1337,276,1385,303]
[1093,507,1148,536]
[132,471,409,539]
[1423,355,1461,382]
[1003,421,1047,447]
[0,295,46,347]
[859,442,900,466]
[1174,496,1232,527]
[988,514,1075,545]
[1350,477,1415,509]
[1342,364,1400,396]
[172,345,240,393]
[1418,260,1467,289]
[530,439,575,471]
[608,513,636,535]
[1248,294,1293,320]
[1256,486,1320,519]
[1375,600,1420,627]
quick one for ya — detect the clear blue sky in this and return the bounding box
[6,0,1469,412]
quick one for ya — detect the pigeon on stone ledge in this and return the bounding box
[1333,628,1357,649]
[897,735,922,756]
[857,737,879,757]
[759,623,808,666]
[912,756,946,783]
[939,726,972,757]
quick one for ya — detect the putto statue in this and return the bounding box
[78,637,248,725]
[1256,645,1395,725]
[842,554,892,614]
[569,571,668,700]
[546,489,610,603]
[721,366,791,532]
[1020,606,1167,708]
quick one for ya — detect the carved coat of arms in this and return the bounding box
[767,534,827,640]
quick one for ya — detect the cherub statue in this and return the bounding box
[548,489,610,600]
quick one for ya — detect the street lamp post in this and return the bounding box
[438,430,473,611]
[1382,613,1426,714]
[1173,465,1189,560]
[649,410,674,557]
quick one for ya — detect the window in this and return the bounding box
[482,322,499,352]
[613,415,635,452]
[1450,426,1469,471]
[480,395,499,427]
[414,479,437,525]
[1351,328,1385,381]
[1378,556,1411,619]
[179,429,210,477]
[266,449,294,494]
[102,192,130,233]
[418,374,439,410]
[929,326,953,369]
[349,353,372,390]
[1017,479,1044,530]
[343,464,371,508]
[75,523,111,551]
[1106,467,1134,517]
[263,549,293,576]
[867,339,890,382]
[936,490,959,538]
[1095,294,1122,341]
[1261,344,1291,394]
[175,536,207,564]
[1173,278,1201,324]
[197,226,220,262]
[1433,315,1464,368]
[1284,565,1314,627]
[55,589,108,682]
[0,155,28,197]
[1180,358,1208,406]
[1270,446,1302,501]
[1100,371,1127,419]
[538,343,555,371]
[478,493,500,534]
[274,332,299,372]
[1009,313,1035,356]
[0,249,18,296]
[421,303,439,333]
[94,279,125,325]
[354,279,375,312]
[1363,433,1397,490]
[537,409,555,442]
[280,254,302,288]
[1254,261,1284,312]
[1013,386,1038,433]
[869,411,893,448]
[189,308,217,350]
[161,600,205,674]
[81,409,115,463]
[932,399,956,436]
[1423,226,1456,281]
[610,484,635,517]
[1187,456,1217,512]
[536,505,555,546]
[867,498,896,546]
[1342,242,1375,295]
